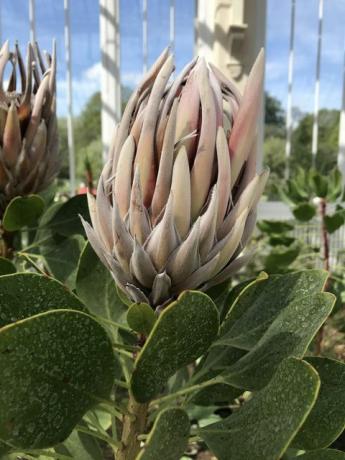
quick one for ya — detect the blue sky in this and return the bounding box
[0,0,344,117]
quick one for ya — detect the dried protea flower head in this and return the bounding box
[0,40,58,213]
[83,48,269,308]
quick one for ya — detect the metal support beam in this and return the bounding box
[142,0,148,73]
[99,0,121,162]
[64,0,76,194]
[312,0,324,166]
[0,0,2,45]
[285,0,296,179]
[338,38,345,185]
[29,0,36,43]
[169,0,175,53]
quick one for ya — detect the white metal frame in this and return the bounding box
[99,0,121,163]
[29,0,36,43]
[64,0,76,194]
[312,0,324,165]
[285,0,295,179]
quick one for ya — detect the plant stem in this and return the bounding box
[17,252,46,275]
[116,394,148,460]
[20,449,73,460]
[76,424,121,449]
[316,197,331,355]
[114,378,130,389]
[150,376,224,407]
[96,315,133,332]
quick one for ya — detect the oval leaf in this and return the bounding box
[48,195,91,237]
[199,358,320,460]
[293,357,345,450]
[220,270,329,350]
[257,220,294,235]
[2,195,45,231]
[220,292,335,390]
[324,212,345,234]
[76,242,127,322]
[131,291,219,403]
[137,408,190,460]
[55,429,103,460]
[40,234,85,289]
[0,257,16,276]
[292,202,316,222]
[0,272,85,328]
[294,450,345,460]
[0,309,115,450]
[127,303,156,336]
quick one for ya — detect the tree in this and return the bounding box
[58,87,133,187]
[264,92,285,139]
[291,109,340,174]
[74,92,101,153]
[263,91,340,199]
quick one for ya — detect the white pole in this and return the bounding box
[285,0,295,179]
[338,38,345,184]
[0,0,2,45]
[143,0,148,73]
[29,0,36,43]
[99,0,121,162]
[169,0,175,53]
[64,0,76,195]
[312,0,324,166]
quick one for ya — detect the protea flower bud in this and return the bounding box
[0,41,58,213]
[83,49,269,308]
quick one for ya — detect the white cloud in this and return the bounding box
[56,63,143,116]
[56,62,101,116]
[265,60,288,82]
[84,62,102,80]
[121,71,142,87]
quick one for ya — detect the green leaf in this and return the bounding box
[40,234,85,289]
[268,235,296,247]
[76,242,127,322]
[220,270,328,350]
[84,408,112,432]
[199,358,320,460]
[55,429,103,460]
[0,273,84,328]
[127,303,156,336]
[0,257,16,276]
[205,280,232,313]
[131,291,219,403]
[0,441,10,458]
[327,169,343,201]
[220,292,334,390]
[311,171,328,198]
[221,272,268,325]
[257,220,294,235]
[35,203,86,289]
[293,202,316,222]
[293,450,345,460]
[264,243,300,272]
[292,357,345,450]
[191,347,246,406]
[48,195,91,237]
[0,309,115,450]
[191,383,241,407]
[277,185,297,206]
[2,195,45,231]
[324,211,345,234]
[136,408,190,460]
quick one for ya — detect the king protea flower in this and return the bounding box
[83,48,269,308]
[0,41,58,212]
